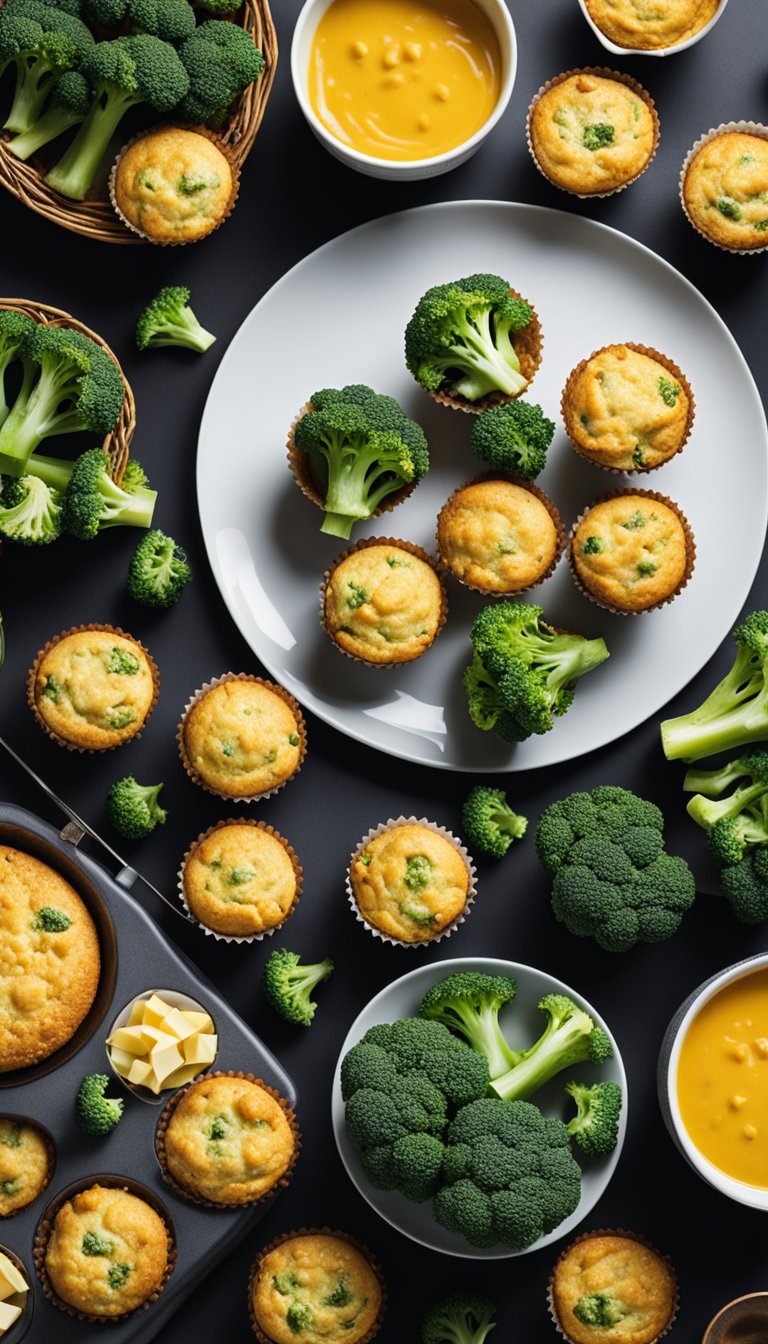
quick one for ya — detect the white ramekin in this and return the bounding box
[577,0,729,57]
[290,0,517,181]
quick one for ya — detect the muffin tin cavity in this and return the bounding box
[106,990,219,1106]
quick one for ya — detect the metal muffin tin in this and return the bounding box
[0,802,297,1344]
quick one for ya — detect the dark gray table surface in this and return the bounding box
[1,0,767,1337]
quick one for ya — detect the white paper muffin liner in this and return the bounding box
[547,1227,679,1344]
[346,816,476,949]
[680,122,768,253]
[178,818,302,944]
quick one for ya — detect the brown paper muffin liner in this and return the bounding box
[0,1119,55,1220]
[286,401,418,523]
[27,624,160,753]
[680,121,768,253]
[567,488,696,614]
[427,289,543,414]
[319,536,448,668]
[108,123,241,245]
[547,1227,679,1344]
[526,68,660,198]
[0,1243,32,1338]
[247,1227,387,1344]
[346,816,477,949]
[155,1071,300,1209]
[178,818,302,944]
[177,672,307,802]
[560,343,695,474]
[436,473,565,594]
[33,1175,176,1323]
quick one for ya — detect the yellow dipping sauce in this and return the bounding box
[678,968,768,1188]
[309,0,502,162]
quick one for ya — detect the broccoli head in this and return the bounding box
[661,612,768,762]
[262,949,333,1026]
[0,2,93,136]
[126,0,196,41]
[685,750,768,865]
[127,528,192,608]
[174,19,264,124]
[0,472,62,544]
[62,447,157,538]
[564,1079,622,1157]
[106,776,166,840]
[491,994,612,1103]
[461,784,527,859]
[419,972,521,1080]
[75,1073,124,1136]
[720,847,768,924]
[6,68,91,161]
[421,1292,497,1344]
[135,286,216,353]
[470,400,555,479]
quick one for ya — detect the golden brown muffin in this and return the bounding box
[30,628,157,750]
[44,1185,170,1318]
[437,479,562,593]
[182,823,299,938]
[350,823,470,944]
[529,72,656,195]
[161,1075,297,1206]
[0,847,100,1073]
[323,542,445,666]
[0,1118,51,1215]
[562,345,692,472]
[112,129,234,244]
[584,0,719,49]
[570,493,692,613]
[682,130,768,251]
[181,679,304,800]
[551,1232,677,1344]
[250,1233,384,1344]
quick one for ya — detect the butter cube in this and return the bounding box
[108,1047,137,1076]
[107,1026,148,1054]
[151,1040,184,1083]
[127,1000,146,1027]
[183,1011,214,1034]
[142,994,175,1028]
[164,1063,205,1090]
[182,1033,218,1066]
[161,1008,198,1041]
[140,1026,177,1051]
[0,1256,26,1299]
[127,1058,153,1087]
[0,1300,22,1333]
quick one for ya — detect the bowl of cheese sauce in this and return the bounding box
[660,954,768,1209]
[291,0,516,179]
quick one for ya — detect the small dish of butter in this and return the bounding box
[106,989,218,1103]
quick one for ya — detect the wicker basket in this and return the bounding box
[0,0,277,244]
[0,299,135,480]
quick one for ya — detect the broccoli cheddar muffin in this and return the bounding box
[349,822,471,944]
[682,129,768,252]
[0,1118,52,1216]
[112,128,235,244]
[249,1232,384,1344]
[180,676,305,800]
[529,71,657,196]
[583,0,720,50]
[570,492,694,614]
[562,345,693,472]
[550,1232,678,1344]
[30,627,158,750]
[322,541,446,666]
[437,478,563,593]
[182,821,300,938]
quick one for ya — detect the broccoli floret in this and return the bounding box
[80,0,129,24]
[574,1293,629,1327]
[75,1073,124,1136]
[107,1263,131,1289]
[262,949,333,1026]
[46,33,188,200]
[470,400,554,479]
[6,67,91,160]
[135,286,216,353]
[294,383,429,539]
[582,122,614,150]
[405,273,534,403]
[174,18,264,124]
[564,1079,622,1157]
[106,776,166,840]
[419,972,521,1080]
[721,848,768,924]
[0,472,62,543]
[33,905,72,930]
[0,310,34,428]
[0,2,93,136]
[388,1132,446,1203]
[462,785,527,859]
[61,447,156,538]
[194,0,241,12]
[127,528,192,608]
[286,1302,313,1334]
[461,652,522,740]
[686,752,768,865]
[421,1292,497,1344]
[491,994,612,1103]
[126,0,195,41]
[322,1274,353,1308]
[82,1231,113,1256]
[661,612,768,762]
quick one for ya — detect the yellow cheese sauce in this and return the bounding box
[309,0,502,161]
[678,969,768,1188]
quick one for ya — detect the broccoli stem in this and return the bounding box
[25,453,75,492]
[320,511,355,539]
[4,57,60,136]
[46,86,138,201]
[151,318,216,353]
[661,654,768,762]
[686,783,768,830]
[449,308,528,400]
[7,102,86,161]
[0,358,74,476]
[99,475,157,529]
[320,439,405,537]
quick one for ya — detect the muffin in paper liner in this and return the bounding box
[108,124,241,246]
[425,289,543,414]
[178,818,302,944]
[287,401,418,524]
[560,343,695,475]
[247,1227,387,1344]
[567,488,696,615]
[436,473,565,594]
[346,816,477,949]
[526,68,660,199]
[319,537,448,668]
[680,121,768,254]
[177,672,307,802]
[27,623,160,753]
[0,1243,33,1338]
[33,1175,176,1323]
[547,1227,679,1344]
[155,1071,300,1210]
[0,1118,55,1220]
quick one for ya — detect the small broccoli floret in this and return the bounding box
[405,273,534,403]
[491,995,612,1103]
[62,447,156,538]
[419,972,520,1080]
[462,785,527,859]
[6,68,91,160]
[75,1073,124,1136]
[82,1231,113,1256]
[0,472,62,543]
[80,0,129,24]
[174,18,264,124]
[564,1079,622,1157]
[685,750,768,864]
[574,1293,629,1327]
[582,122,614,150]
[135,286,216,353]
[286,1302,313,1334]
[126,0,195,41]
[106,776,166,840]
[262,949,333,1026]
[107,1264,131,1290]
[33,905,72,930]
[0,2,93,136]
[127,528,192,608]
[421,1292,497,1344]
[469,400,554,479]
[389,1132,446,1203]
[661,611,768,762]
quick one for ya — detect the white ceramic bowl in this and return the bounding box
[106,987,218,1106]
[659,952,768,1209]
[331,956,627,1259]
[290,0,517,180]
[577,0,729,56]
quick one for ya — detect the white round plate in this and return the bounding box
[330,956,627,1259]
[197,201,768,771]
